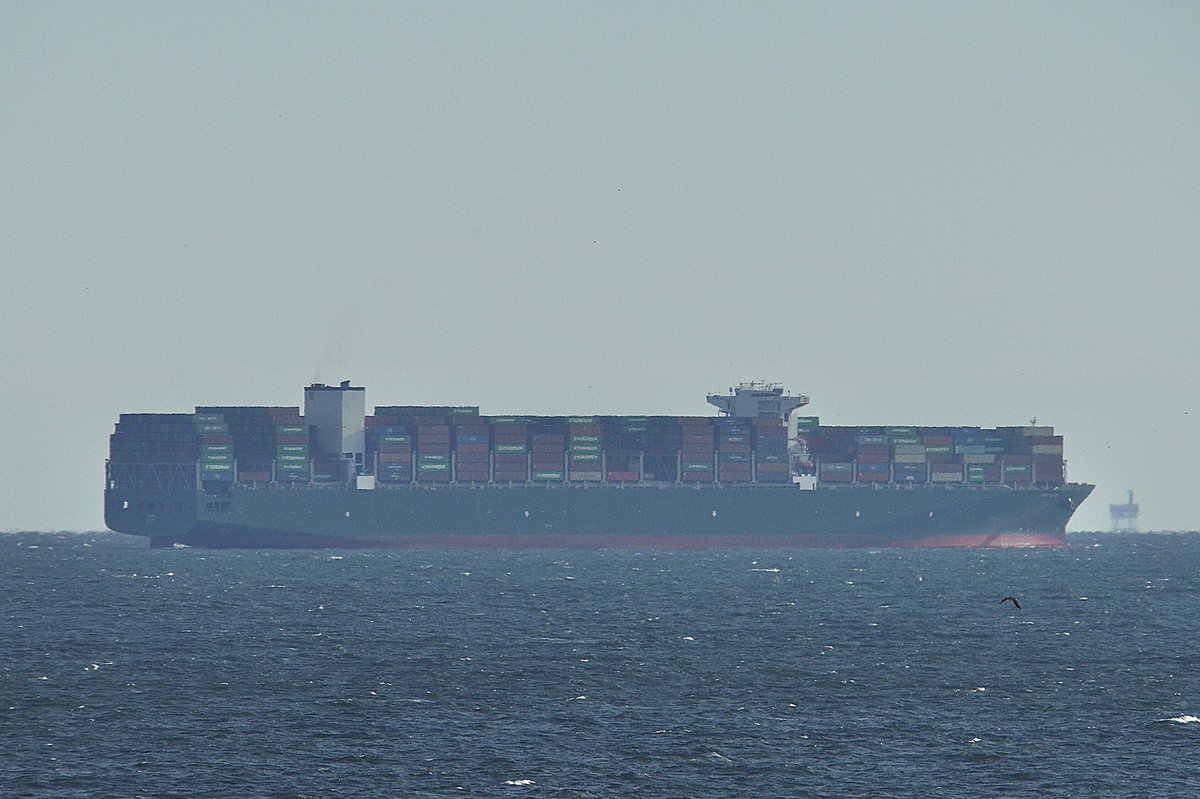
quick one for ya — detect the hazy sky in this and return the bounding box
[3,2,1197,532]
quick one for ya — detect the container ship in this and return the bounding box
[104,381,1093,549]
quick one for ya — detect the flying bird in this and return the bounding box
[1000,596,1021,609]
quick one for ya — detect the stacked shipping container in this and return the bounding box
[110,402,1068,490]
[810,425,1065,487]
[195,405,309,483]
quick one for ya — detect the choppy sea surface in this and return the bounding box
[2,531,1199,798]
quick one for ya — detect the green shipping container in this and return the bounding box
[277,444,309,455]
[200,462,233,473]
[418,462,449,472]
[200,453,233,464]
[532,471,565,481]
[495,444,527,454]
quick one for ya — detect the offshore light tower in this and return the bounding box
[1109,490,1139,532]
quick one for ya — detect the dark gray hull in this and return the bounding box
[105,481,1094,550]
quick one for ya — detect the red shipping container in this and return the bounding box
[568,424,602,435]
[412,415,448,426]
[455,443,489,454]
[751,418,784,428]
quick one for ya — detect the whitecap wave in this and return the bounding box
[1160,714,1200,724]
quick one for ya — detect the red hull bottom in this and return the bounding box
[168,530,1068,550]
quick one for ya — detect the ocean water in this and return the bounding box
[2,532,1198,798]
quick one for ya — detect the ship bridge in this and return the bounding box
[706,382,810,419]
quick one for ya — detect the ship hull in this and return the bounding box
[105,482,1094,550]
